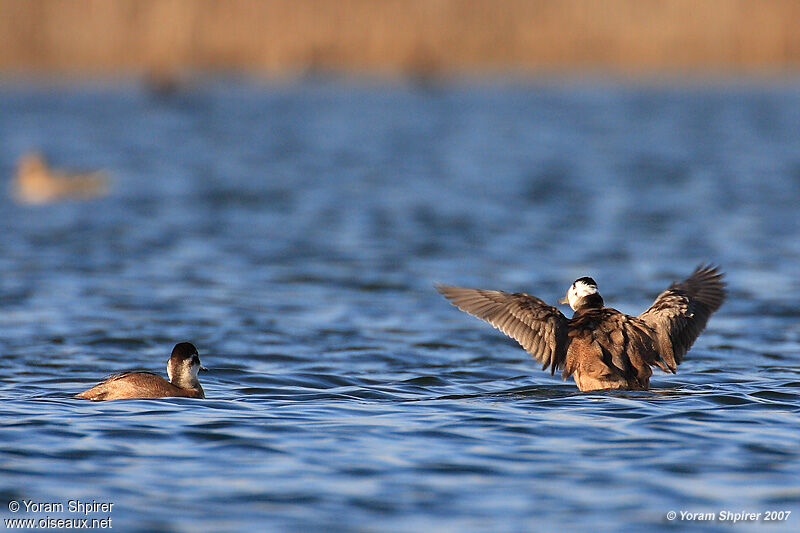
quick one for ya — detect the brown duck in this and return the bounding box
[12,151,109,205]
[76,342,207,401]
[436,265,726,392]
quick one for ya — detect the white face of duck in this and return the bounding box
[560,278,599,310]
[167,354,206,383]
[189,357,207,380]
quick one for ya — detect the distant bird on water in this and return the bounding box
[436,265,726,392]
[12,151,110,205]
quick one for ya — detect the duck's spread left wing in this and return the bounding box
[436,285,569,374]
[638,264,726,371]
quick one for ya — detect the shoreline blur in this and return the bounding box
[2,0,799,76]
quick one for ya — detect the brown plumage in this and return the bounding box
[12,151,109,205]
[76,342,207,401]
[436,265,726,392]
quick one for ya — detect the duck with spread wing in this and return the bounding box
[436,265,726,392]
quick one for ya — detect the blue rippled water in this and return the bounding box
[0,78,798,532]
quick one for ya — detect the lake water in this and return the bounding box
[0,78,798,532]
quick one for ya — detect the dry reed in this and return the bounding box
[1,0,799,74]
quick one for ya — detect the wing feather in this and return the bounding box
[638,264,726,370]
[436,285,570,374]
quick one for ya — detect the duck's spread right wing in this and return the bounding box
[638,264,726,371]
[436,285,569,374]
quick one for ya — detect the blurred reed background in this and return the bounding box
[1,0,800,76]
